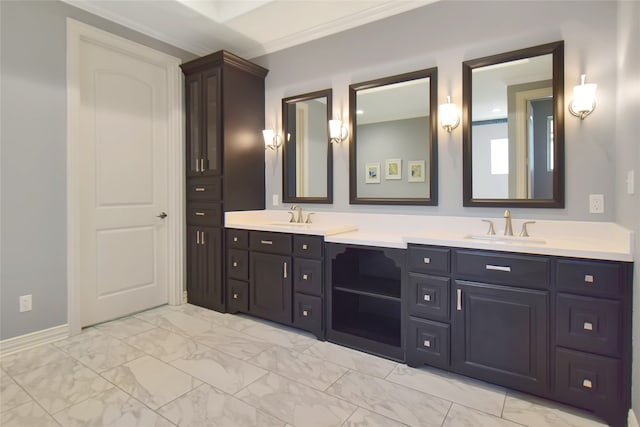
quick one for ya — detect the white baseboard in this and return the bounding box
[0,324,69,358]
[630,409,639,427]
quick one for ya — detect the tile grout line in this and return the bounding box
[439,401,454,427]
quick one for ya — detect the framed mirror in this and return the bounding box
[282,89,332,203]
[463,41,564,207]
[349,68,438,205]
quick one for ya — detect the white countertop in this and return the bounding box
[225,210,634,262]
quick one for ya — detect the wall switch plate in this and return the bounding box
[19,295,32,312]
[272,194,279,206]
[627,170,635,195]
[589,194,604,214]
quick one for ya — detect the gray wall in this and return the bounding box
[0,0,194,340]
[615,0,640,418]
[356,117,430,198]
[254,0,619,221]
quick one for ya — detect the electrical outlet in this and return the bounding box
[272,194,279,206]
[19,295,32,312]
[589,194,604,214]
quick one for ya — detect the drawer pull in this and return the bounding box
[582,379,593,389]
[423,257,431,264]
[233,237,238,242]
[302,310,309,317]
[583,322,593,331]
[423,294,431,302]
[456,289,462,311]
[584,274,594,283]
[283,262,288,279]
[302,244,308,250]
[303,274,309,280]
[196,230,200,245]
[232,261,238,268]
[233,293,238,300]
[194,187,206,192]
[261,240,273,245]
[486,264,511,272]
[201,232,205,245]
[423,339,431,348]
[195,212,206,216]
[200,158,204,172]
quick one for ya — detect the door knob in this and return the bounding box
[156,212,168,219]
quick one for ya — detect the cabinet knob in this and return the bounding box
[233,293,238,299]
[423,340,431,348]
[423,257,431,264]
[302,244,308,250]
[584,274,594,283]
[582,379,593,389]
[302,310,309,317]
[232,261,238,268]
[583,322,593,331]
[303,274,308,280]
[423,294,431,302]
[233,237,238,242]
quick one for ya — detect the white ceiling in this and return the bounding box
[63,0,437,59]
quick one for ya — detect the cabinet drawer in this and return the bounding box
[555,347,621,411]
[227,280,248,313]
[187,177,222,202]
[293,235,323,259]
[227,249,248,281]
[454,250,549,289]
[408,273,450,322]
[408,245,450,274]
[294,258,323,296]
[187,203,222,226]
[227,229,248,249]
[250,231,292,254]
[406,317,450,369]
[293,293,322,338]
[557,259,624,299]
[556,293,621,357]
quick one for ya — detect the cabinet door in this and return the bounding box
[202,68,221,175]
[185,74,203,177]
[250,252,292,324]
[453,281,548,394]
[186,226,223,311]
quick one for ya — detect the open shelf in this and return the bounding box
[334,275,401,301]
[332,310,401,347]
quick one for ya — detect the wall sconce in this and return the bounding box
[329,119,349,143]
[262,129,282,150]
[439,96,460,132]
[569,74,597,119]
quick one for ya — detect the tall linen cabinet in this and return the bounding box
[180,51,268,311]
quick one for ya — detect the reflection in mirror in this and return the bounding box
[282,89,332,203]
[349,69,438,205]
[463,41,564,207]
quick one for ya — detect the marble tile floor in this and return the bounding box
[1,303,608,427]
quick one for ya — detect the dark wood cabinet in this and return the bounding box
[452,281,548,394]
[181,51,267,311]
[186,226,222,311]
[250,252,292,324]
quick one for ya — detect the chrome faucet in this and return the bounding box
[290,205,303,223]
[503,209,513,236]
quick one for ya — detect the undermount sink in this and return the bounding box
[465,234,546,245]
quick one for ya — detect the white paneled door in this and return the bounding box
[72,23,178,327]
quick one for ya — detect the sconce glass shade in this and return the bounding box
[439,96,460,132]
[329,119,348,143]
[262,129,282,150]
[569,74,597,119]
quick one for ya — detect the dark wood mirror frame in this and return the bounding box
[349,68,438,205]
[282,89,333,204]
[462,41,565,208]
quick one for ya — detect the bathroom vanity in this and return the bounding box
[224,210,633,427]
